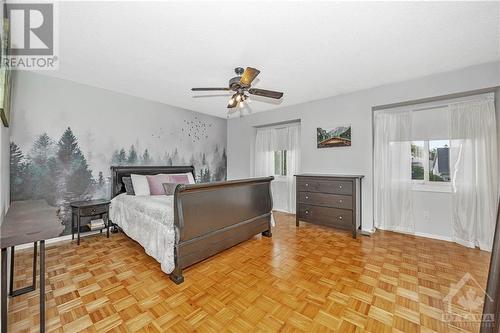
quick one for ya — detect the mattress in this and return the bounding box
[109,193,176,273]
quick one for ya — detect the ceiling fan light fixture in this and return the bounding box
[191,66,284,116]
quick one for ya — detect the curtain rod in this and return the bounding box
[411,104,449,113]
[254,119,301,129]
[372,86,498,112]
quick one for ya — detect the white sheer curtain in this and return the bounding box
[254,124,300,213]
[449,95,498,251]
[254,128,274,177]
[374,111,414,233]
[286,125,300,213]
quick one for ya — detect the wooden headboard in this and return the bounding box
[110,165,195,198]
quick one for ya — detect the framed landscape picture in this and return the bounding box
[317,125,351,148]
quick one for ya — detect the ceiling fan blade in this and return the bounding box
[248,88,283,99]
[191,88,230,91]
[192,94,231,98]
[240,67,260,86]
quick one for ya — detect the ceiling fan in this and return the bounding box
[191,67,284,112]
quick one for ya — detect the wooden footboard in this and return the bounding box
[170,177,274,284]
[109,166,274,285]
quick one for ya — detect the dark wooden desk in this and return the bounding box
[0,200,64,333]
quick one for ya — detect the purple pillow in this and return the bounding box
[146,174,191,195]
[169,174,190,184]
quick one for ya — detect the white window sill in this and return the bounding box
[412,183,452,193]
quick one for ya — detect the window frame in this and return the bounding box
[411,140,452,193]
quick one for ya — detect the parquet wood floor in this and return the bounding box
[7,212,491,333]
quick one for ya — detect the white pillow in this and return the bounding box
[130,174,150,196]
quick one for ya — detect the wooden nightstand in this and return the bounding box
[70,199,111,245]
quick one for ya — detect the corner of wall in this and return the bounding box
[0,123,10,224]
[496,87,500,182]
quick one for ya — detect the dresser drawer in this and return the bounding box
[79,205,108,217]
[297,178,353,195]
[297,204,352,228]
[298,192,353,209]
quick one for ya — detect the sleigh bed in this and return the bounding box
[109,165,274,284]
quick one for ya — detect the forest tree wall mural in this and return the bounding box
[9,72,227,236]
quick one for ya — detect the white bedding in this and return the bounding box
[109,194,176,273]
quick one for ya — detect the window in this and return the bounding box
[411,140,450,184]
[274,150,287,176]
[411,141,425,180]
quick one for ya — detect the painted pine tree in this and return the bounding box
[171,148,180,165]
[128,145,138,164]
[142,149,152,165]
[111,150,120,165]
[118,148,127,164]
[29,133,56,202]
[98,171,105,187]
[201,168,211,183]
[215,148,227,181]
[111,148,128,165]
[45,157,59,205]
[30,133,53,164]
[10,142,27,201]
[56,127,94,232]
[210,145,220,181]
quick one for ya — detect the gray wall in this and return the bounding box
[227,61,500,233]
[0,120,8,328]
[0,7,8,326]
[497,87,500,180]
[0,123,8,224]
[9,72,227,236]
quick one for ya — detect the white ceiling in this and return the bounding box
[40,1,500,118]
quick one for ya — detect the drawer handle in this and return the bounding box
[339,185,343,189]
[339,200,343,203]
[338,216,343,220]
[305,196,309,199]
[305,183,309,187]
[305,210,309,215]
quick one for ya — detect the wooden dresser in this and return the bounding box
[295,174,364,238]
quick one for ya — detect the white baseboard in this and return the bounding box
[361,228,375,235]
[376,226,452,242]
[413,231,452,242]
[273,209,293,214]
